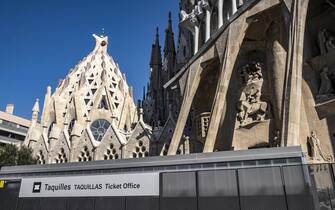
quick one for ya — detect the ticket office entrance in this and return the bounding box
[2,164,331,210]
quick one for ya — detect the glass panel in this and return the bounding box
[95,197,125,210]
[66,198,94,210]
[126,197,159,210]
[198,169,240,210]
[90,119,111,141]
[309,164,334,210]
[238,167,287,210]
[161,172,197,210]
[282,165,316,210]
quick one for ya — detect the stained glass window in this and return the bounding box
[90,119,110,141]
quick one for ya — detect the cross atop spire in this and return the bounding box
[101,28,105,37]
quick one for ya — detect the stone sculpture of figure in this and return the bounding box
[307,131,332,162]
[180,10,189,22]
[318,29,335,54]
[180,8,201,33]
[318,67,334,95]
[237,62,268,127]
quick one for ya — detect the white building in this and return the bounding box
[0,104,30,146]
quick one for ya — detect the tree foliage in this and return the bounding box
[0,144,36,166]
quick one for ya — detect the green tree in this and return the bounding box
[0,144,18,166]
[0,144,36,166]
[17,146,36,165]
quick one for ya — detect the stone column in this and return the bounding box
[205,10,211,41]
[194,25,200,54]
[266,21,287,137]
[200,0,211,42]
[168,58,204,155]
[218,0,224,28]
[231,0,237,15]
[282,0,310,146]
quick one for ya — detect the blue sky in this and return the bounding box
[0,0,179,119]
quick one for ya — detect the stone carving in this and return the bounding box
[318,29,335,55]
[307,131,332,162]
[180,3,203,31]
[237,62,268,127]
[318,66,334,96]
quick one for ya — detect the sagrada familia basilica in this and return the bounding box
[24,0,335,164]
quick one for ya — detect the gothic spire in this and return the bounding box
[164,12,176,56]
[142,86,146,102]
[150,27,162,67]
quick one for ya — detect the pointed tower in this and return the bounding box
[144,28,165,127]
[164,12,176,80]
[32,98,40,122]
[23,98,41,148]
[25,34,137,163]
[162,12,180,120]
[150,28,163,68]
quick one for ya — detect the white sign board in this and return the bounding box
[19,172,159,197]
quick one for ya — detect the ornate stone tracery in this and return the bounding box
[237,62,268,127]
[36,150,46,165]
[55,148,68,164]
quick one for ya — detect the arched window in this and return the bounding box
[90,119,110,141]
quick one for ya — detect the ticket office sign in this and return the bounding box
[19,172,159,197]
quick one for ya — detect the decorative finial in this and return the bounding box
[32,98,40,114]
[169,11,172,21]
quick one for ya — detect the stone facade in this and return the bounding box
[164,0,335,163]
[25,0,335,164]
